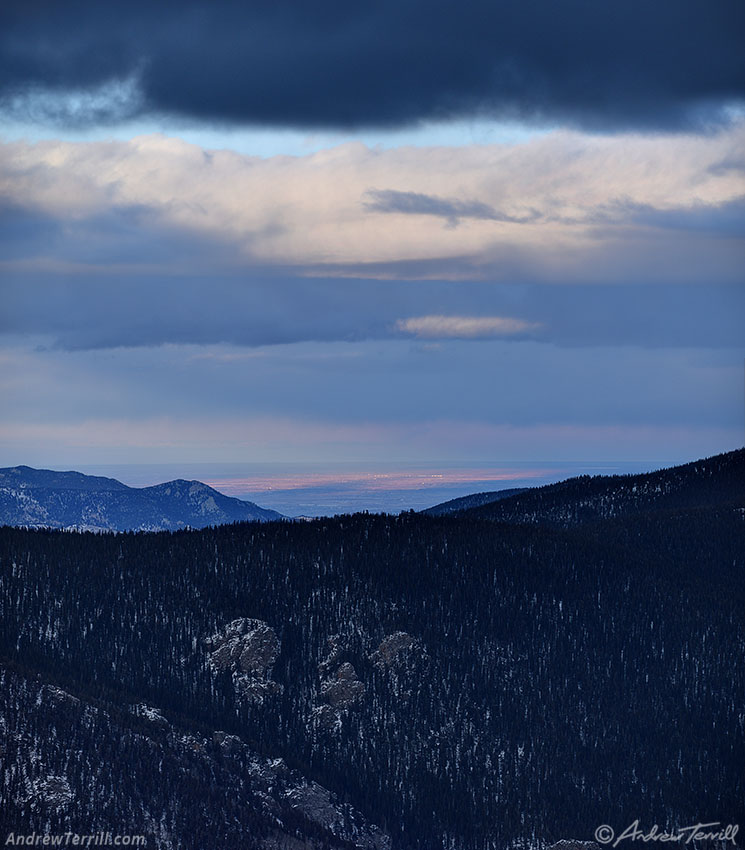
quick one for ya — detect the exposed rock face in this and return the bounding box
[207,619,277,673]
[371,632,427,704]
[206,618,283,703]
[320,662,366,708]
[207,618,280,673]
[371,631,418,669]
[130,703,170,728]
[313,636,367,734]
[371,631,427,678]
[284,783,391,850]
[318,634,344,677]
[41,684,81,706]
[310,704,344,735]
[25,776,73,811]
[212,730,244,755]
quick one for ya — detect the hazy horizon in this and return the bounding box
[0,456,702,517]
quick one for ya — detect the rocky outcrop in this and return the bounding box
[23,776,74,811]
[284,783,391,850]
[41,684,81,706]
[370,632,427,704]
[370,632,416,668]
[312,636,367,735]
[371,631,419,669]
[320,662,365,708]
[130,703,170,728]
[206,618,283,703]
[318,633,345,677]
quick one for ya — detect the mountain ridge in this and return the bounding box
[434,448,745,526]
[422,486,528,516]
[0,465,284,531]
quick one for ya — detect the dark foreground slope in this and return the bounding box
[460,448,745,526]
[0,465,282,530]
[422,487,527,516]
[0,663,389,850]
[0,452,743,849]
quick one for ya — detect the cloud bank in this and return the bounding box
[1,128,742,279]
[1,0,743,131]
[1,128,742,352]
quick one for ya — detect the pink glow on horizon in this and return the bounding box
[203,467,556,495]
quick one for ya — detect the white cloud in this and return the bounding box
[396,315,541,338]
[1,74,144,128]
[0,124,742,280]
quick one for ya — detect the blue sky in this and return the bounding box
[0,0,743,506]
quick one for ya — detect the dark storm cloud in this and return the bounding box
[363,190,539,227]
[1,0,743,131]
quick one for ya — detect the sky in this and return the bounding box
[0,0,744,511]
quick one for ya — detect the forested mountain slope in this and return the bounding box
[1,661,389,849]
[460,448,744,526]
[422,487,527,516]
[1,455,743,849]
[0,466,282,530]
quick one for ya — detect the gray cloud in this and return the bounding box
[2,265,743,353]
[708,155,745,177]
[605,195,745,237]
[363,189,540,228]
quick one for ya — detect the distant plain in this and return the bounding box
[75,460,673,516]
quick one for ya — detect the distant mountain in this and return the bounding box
[422,486,527,516]
[0,466,283,530]
[459,448,745,526]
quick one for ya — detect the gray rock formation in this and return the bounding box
[320,662,366,708]
[371,631,418,669]
[206,618,284,703]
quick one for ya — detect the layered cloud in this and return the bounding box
[1,126,743,277]
[1,0,743,131]
[1,126,743,353]
[1,335,740,465]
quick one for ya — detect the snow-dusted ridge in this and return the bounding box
[0,466,284,531]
